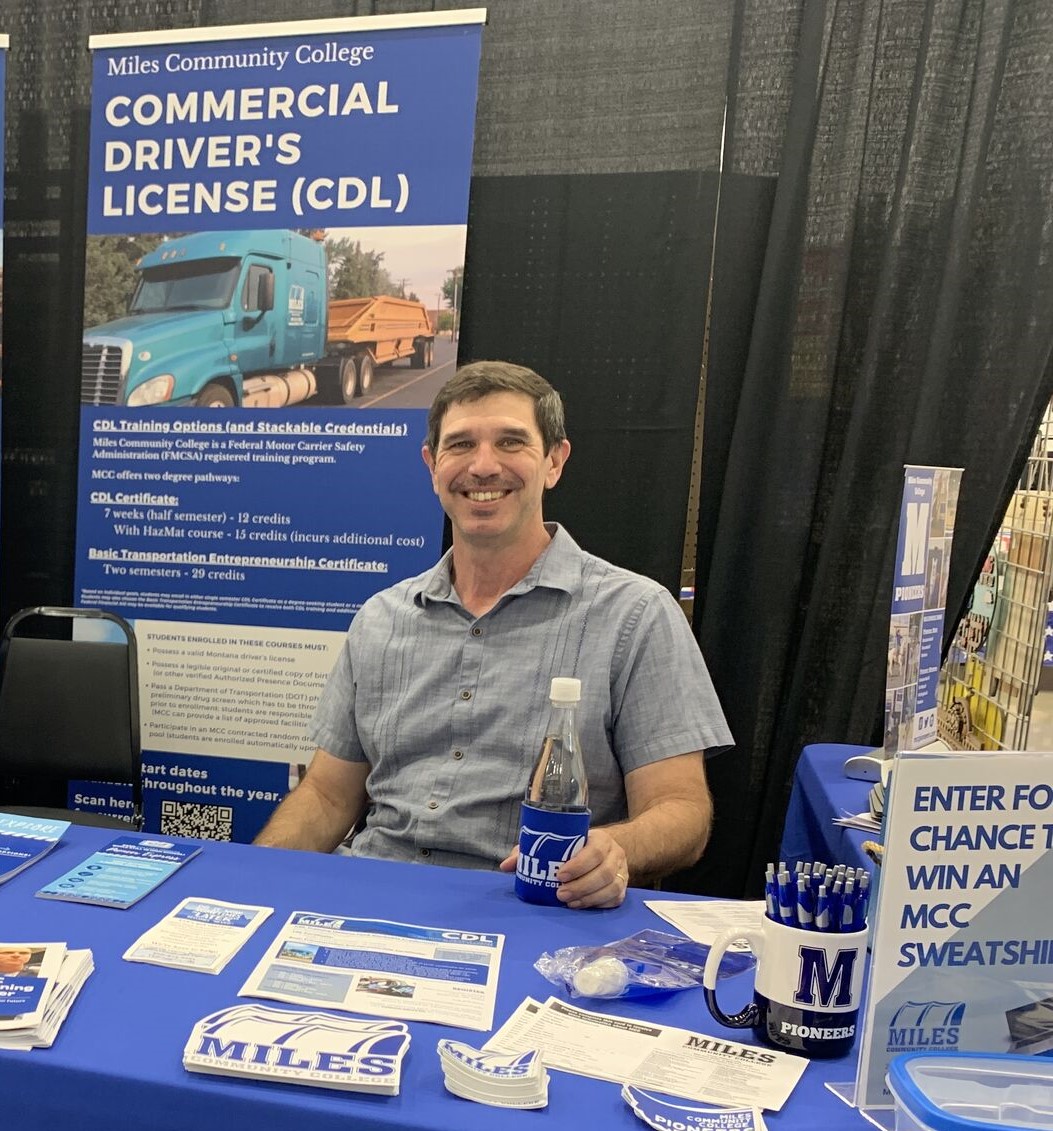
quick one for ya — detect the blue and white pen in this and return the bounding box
[815,883,830,931]
[858,872,871,926]
[829,878,844,932]
[796,875,813,930]
[764,865,777,921]
[777,869,796,927]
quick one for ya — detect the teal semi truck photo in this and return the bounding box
[81,229,435,408]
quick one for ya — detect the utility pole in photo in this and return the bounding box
[444,266,463,342]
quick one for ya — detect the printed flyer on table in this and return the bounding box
[240,912,504,1031]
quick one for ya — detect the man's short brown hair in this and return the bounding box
[426,361,567,454]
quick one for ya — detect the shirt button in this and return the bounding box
[419,848,431,858]
[452,749,464,760]
[427,800,439,810]
[460,689,472,700]
[471,626,482,636]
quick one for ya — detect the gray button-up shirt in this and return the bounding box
[311,524,732,869]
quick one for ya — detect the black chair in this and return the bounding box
[0,606,142,829]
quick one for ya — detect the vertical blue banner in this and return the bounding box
[884,466,962,753]
[74,13,486,839]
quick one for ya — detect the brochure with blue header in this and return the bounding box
[35,836,201,908]
[0,814,70,885]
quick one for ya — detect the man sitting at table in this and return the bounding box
[255,361,732,908]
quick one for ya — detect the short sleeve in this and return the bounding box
[309,628,368,763]
[609,587,733,773]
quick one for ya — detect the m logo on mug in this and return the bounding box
[794,945,859,1009]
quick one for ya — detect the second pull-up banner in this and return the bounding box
[75,11,486,840]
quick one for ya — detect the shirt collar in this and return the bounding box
[413,523,583,608]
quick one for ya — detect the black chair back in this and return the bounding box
[0,606,142,827]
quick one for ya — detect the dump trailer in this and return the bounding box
[327,295,435,402]
[81,229,436,409]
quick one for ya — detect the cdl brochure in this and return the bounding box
[240,913,504,1031]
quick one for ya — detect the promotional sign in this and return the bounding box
[884,466,962,754]
[854,749,1053,1110]
[75,12,486,838]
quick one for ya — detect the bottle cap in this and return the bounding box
[549,677,581,703]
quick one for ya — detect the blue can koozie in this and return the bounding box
[514,801,590,906]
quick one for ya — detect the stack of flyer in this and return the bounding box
[0,814,70,884]
[124,898,273,974]
[0,942,94,1049]
[437,1039,549,1109]
[184,1003,411,1095]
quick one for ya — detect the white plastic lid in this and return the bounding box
[550,677,581,703]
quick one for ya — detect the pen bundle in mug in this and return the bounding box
[764,860,870,932]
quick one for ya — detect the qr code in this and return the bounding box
[160,800,234,842]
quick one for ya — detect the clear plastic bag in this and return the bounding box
[534,928,755,1000]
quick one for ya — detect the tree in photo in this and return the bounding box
[325,237,400,300]
[83,234,158,328]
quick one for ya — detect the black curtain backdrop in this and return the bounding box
[2,0,1053,896]
[458,171,718,586]
[0,0,730,620]
[685,0,1053,898]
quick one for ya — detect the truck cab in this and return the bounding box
[81,230,328,407]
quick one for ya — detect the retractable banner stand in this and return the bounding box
[883,466,962,755]
[74,12,486,840]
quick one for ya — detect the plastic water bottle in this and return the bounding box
[515,677,590,905]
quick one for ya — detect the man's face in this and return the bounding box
[422,392,570,550]
[0,948,33,975]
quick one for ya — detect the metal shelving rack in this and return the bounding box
[938,406,1053,750]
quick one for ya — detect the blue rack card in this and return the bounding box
[0,813,71,885]
[35,836,201,909]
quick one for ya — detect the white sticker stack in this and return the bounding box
[184,1004,411,1095]
[437,1039,549,1109]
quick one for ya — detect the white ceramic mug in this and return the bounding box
[702,918,867,1058]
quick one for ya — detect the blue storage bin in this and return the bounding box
[886,1052,1053,1131]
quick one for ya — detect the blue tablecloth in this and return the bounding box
[780,744,880,878]
[0,824,871,1130]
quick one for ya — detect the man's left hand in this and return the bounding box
[498,827,629,909]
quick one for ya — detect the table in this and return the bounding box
[0,825,871,1130]
[780,744,880,877]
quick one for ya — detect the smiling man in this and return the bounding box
[256,361,732,908]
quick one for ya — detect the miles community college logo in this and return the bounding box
[887,1000,965,1051]
[517,828,586,883]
